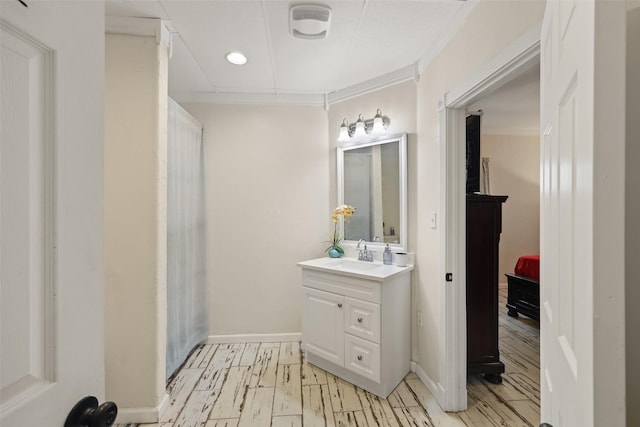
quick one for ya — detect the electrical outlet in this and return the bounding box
[417,311,423,327]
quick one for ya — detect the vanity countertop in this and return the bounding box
[297,257,414,281]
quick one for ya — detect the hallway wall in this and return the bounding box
[414,0,545,396]
[105,32,169,419]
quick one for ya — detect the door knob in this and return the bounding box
[65,396,118,427]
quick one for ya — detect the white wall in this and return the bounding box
[105,33,169,419]
[414,0,545,388]
[327,80,418,358]
[182,104,328,337]
[627,2,640,424]
[481,134,540,281]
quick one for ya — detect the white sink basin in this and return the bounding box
[298,257,413,281]
[327,259,382,272]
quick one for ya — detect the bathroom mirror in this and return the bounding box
[337,133,407,250]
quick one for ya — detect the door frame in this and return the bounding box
[438,25,541,411]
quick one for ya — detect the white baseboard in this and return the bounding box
[413,362,446,405]
[158,393,170,419]
[115,393,169,424]
[207,332,301,344]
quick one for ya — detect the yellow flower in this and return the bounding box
[326,205,357,255]
[333,205,356,222]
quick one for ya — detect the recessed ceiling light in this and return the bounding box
[226,51,248,65]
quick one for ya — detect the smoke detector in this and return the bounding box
[289,3,332,40]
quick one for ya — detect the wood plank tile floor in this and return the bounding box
[116,286,539,427]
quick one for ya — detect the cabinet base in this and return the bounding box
[468,360,505,382]
[306,352,407,398]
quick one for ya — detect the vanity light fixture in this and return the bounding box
[372,109,385,133]
[337,109,391,142]
[226,51,248,65]
[337,119,351,143]
[353,114,367,137]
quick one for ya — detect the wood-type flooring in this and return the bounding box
[116,284,540,426]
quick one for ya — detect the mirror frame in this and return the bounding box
[337,132,408,251]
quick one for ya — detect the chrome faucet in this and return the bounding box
[357,239,374,262]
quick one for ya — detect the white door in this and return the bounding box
[302,287,344,366]
[1,2,105,426]
[539,1,626,426]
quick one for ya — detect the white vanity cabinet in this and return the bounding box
[298,258,412,398]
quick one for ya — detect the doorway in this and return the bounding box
[465,64,541,424]
[438,27,541,411]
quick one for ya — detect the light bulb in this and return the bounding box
[354,115,366,137]
[337,119,350,143]
[372,109,385,133]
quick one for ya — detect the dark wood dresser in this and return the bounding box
[466,194,508,384]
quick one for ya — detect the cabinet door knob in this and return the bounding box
[357,355,363,361]
[337,303,342,308]
[357,317,363,323]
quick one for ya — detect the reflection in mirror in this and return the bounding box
[338,133,407,250]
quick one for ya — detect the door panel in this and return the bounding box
[302,287,344,366]
[540,2,591,424]
[0,21,56,405]
[0,2,105,426]
[540,1,626,425]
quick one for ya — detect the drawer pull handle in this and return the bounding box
[357,355,363,361]
[357,317,363,323]
[337,303,342,308]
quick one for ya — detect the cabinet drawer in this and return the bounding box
[344,334,380,383]
[301,269,380,303]
[344,297,380,343]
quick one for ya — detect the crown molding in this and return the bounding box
[327,64,417,105]
[106,16,172,53]
[171,91,326,107]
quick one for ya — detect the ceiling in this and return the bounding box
[468,64,540,136]
[105,0,475,105]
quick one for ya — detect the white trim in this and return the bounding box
[105,16,172,52]
[171,91,326,107]
[439,24,541,411]
[157,393,170,419]
[115,393,169,424]
[444,24,541,108]
[207,333,302,344]
[414,362,446,405]
[171,63,412,107]
[437,100,468,412]
[328,65,416,105]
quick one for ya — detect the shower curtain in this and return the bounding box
[166,98,208,379]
